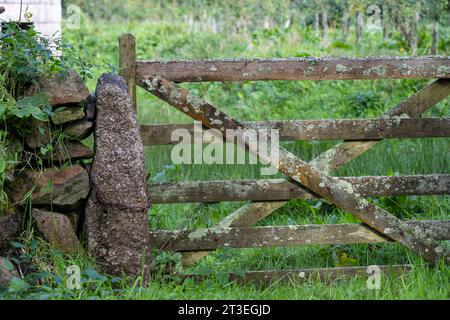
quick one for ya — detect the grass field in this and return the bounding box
[2,11,449,300]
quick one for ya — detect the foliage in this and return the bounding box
[0,24,58,96]
[0,21,96,214]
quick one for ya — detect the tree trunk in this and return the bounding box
[431,17,439,55]
[382,5,388,42]
[300,12,306,28]
[314,12,320,36]
[400,18,411,50]
[321,10,329,45]
[411,12,419,55]
[355,11,362,46]
[342,11,349,38]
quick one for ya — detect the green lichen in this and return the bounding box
[336,64,348,73]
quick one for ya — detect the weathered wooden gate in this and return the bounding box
[120,34,450,284]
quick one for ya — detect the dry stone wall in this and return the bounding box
[1,69,92,254]
[1,71,152,287]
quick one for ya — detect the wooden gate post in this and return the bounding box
[119,33,137,110]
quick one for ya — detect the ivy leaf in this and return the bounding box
[30,109,49,121]
[8,277,29,292]
[15,94,50,121]
[42,105,53,116]
[0,259,15,271]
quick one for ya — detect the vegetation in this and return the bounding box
[1,1,449,299]
[0,21,96,217]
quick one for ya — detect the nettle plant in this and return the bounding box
[0,22,94,212]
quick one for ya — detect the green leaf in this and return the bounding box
[15,94,50,121]
[8,277,29,292]
[30,109,49,121]
[0,259,15,271]
[10,241,25,249]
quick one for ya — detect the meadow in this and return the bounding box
[2,5,449,299]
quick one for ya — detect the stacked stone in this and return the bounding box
[1,72,151,286]
[0,70,94,284]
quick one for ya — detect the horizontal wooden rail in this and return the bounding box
[136,57,450,82]
[178,265,412,285]
[150,221,450,251]
[141,118,450,145]
[148,174,450,203]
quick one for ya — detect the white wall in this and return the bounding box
[0,0,61,38]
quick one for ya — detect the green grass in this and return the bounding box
[2,236,449,299]
[2,13,449,300]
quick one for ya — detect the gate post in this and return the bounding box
[119,33,137,110]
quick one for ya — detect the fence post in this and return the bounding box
[119,33,137,111]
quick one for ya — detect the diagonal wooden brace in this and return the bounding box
[142,75,448,264]
[312,79,450,173]
[182,79,450,265]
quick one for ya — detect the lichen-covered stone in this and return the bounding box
[42,141,94,164]
[0,257,19,288]
[66,119,93,140]
[32,209,79,253]
[0,212,21,253]
[85,73,151,280]
[24,118,52,149]
[51,106,85,125]
[25,69,89,106]
[7,165,89,211]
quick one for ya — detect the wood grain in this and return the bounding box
[119,34,137,109]
[140,118,450,145]
[137,57,450,82]
[148,174,450,203]
[150,221,450,251]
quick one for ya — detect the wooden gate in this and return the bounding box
[119,34,450,285]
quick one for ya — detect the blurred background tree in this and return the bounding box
[61,0,449,54]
